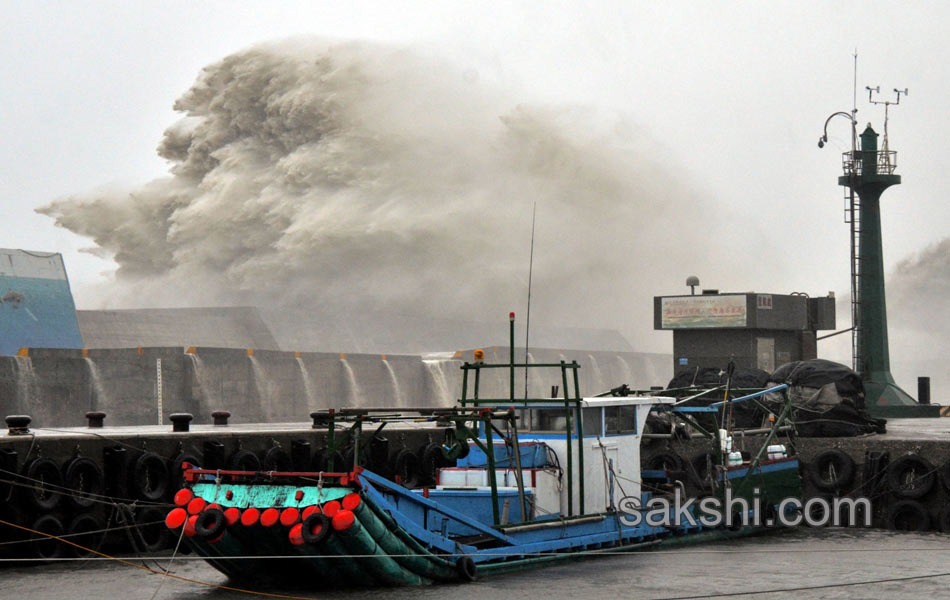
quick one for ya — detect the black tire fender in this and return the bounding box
[311,448,345,472]
[261,447,292,472]
[301,512,331,545]
[419,443,444,485]
[887,499,931,531]
[66,512,105,558]
[21,458,63,512]
[168,453,201,489]
[29,514,66,560]
[130,452,170,501]
[136,506,174,551]
[63,456,104,509]
[644,452,683,473]
[390,449,421,488]
[886,454,936,499]
[808,449,855,492]
[194,508,227,541]
[227,449,261,472]
[456,556,477,582]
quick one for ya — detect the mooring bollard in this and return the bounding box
[169,413,194,432]
[5,415,31,435]
[212,410,231,426]
[85,411,106,428]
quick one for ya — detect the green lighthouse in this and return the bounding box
[836,124,917,411]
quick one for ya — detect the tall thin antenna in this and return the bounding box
[852,49,858,116]
[524,201,537,400]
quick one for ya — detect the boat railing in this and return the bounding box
[453,313,588,523]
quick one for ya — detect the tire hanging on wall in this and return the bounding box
[390,449,421,488]
[168,452,201,490]
[644,452,683,473]
[29,514,66,560]
[227,449,262,472]
[135,506,174,552]
[887,499,931,532]
[886,454,935,499]
[66,512,106,558]
[20,458,63,512]
[418,443,444,486]
[311,448,345,472]
[261,447,293,472]
[808,449,856,492]
[130,452,170,501]
[63,456,105,510]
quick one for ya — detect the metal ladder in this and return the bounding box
[844,184,862,374]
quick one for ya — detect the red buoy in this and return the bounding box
[288,523,305,546]
[322,500,341,518]
[184,514,198,537]
[186,497,207,515]
[260,508,280,527]
[331,510,355,531]
[341,493,361,511]
[301,505,318,520]
[206,503,222,512]
[240,508,260,527]
[223,507,241,526]
[174,488,193,507]
[280,507,300,527]
[165,507,187,529]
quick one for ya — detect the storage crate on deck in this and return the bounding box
[456,441,549,469]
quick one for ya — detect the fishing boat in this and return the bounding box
[163,314,802,588]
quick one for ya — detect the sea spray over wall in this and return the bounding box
[886,237,950,391]
[39,39,715,337]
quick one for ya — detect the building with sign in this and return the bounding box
[653,290,836,374]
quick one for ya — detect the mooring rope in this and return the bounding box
[0,516,316,600]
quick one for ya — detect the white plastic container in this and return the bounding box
[719,429,730,452]
[727,451,743,466]
[437,468,468,487]
[466,469,488,487]
[766,444,787,456]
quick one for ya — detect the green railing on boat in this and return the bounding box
[457,313,586,523]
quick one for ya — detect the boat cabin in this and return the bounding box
[432,395,673,525]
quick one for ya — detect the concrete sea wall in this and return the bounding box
[0,346,671,427]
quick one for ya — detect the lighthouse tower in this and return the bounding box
[835,123,917,409]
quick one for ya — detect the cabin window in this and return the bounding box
[604,406,637,434]
[530,407,602,436]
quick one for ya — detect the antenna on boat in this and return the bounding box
[524,201,537,400]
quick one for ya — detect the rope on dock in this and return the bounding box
[0,516,317,600]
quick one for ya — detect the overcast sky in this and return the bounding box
[2,1,947,322]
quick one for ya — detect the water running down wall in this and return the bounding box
[0,346,670,427]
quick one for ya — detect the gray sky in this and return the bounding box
[1,1,947,355]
